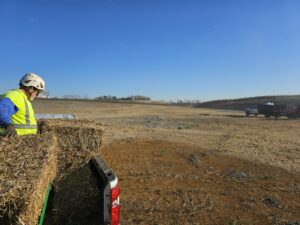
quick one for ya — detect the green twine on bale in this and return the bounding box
[39,184,52,225]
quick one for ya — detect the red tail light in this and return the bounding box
[110,184,121,225]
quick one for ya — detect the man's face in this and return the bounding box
[28,87,40,101]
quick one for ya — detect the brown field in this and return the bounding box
[34,99,300,225]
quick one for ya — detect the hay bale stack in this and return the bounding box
[39,119,104,225]
[0,133,57,225]
[0,119,104,225]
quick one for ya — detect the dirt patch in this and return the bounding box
[99,115,300,173]
[101,140,300,225]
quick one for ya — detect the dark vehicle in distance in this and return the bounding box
[257,103,300,118]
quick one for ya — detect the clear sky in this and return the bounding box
[0,0,299,101]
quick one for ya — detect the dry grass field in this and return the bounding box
[34,99,300,225]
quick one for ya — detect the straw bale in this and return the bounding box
[0,119,104,224]
[39,120,103,224]
[0,133,57,225]
[38,119,103,180]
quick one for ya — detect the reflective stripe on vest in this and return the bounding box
[24,95,30,125]
[14,124,37,129]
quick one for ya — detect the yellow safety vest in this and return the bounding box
[0,89,37,135]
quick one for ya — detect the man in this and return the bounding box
[0,73,46,137]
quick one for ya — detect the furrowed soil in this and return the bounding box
[34,99,300,225]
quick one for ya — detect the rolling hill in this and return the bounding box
[195,95,300,111]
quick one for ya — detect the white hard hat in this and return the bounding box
[20,72,46,91]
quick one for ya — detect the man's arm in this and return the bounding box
[0,98,18,127]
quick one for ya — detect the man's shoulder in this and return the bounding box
[2,89,24,106]
[3,89,21,98]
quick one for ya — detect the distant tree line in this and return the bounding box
[95,95,151,101]
[46,94,151,101]
[44,94,203,105]
[176,99,201,104]
[94,95,117,100]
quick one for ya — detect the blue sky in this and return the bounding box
[0,0,299,101]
